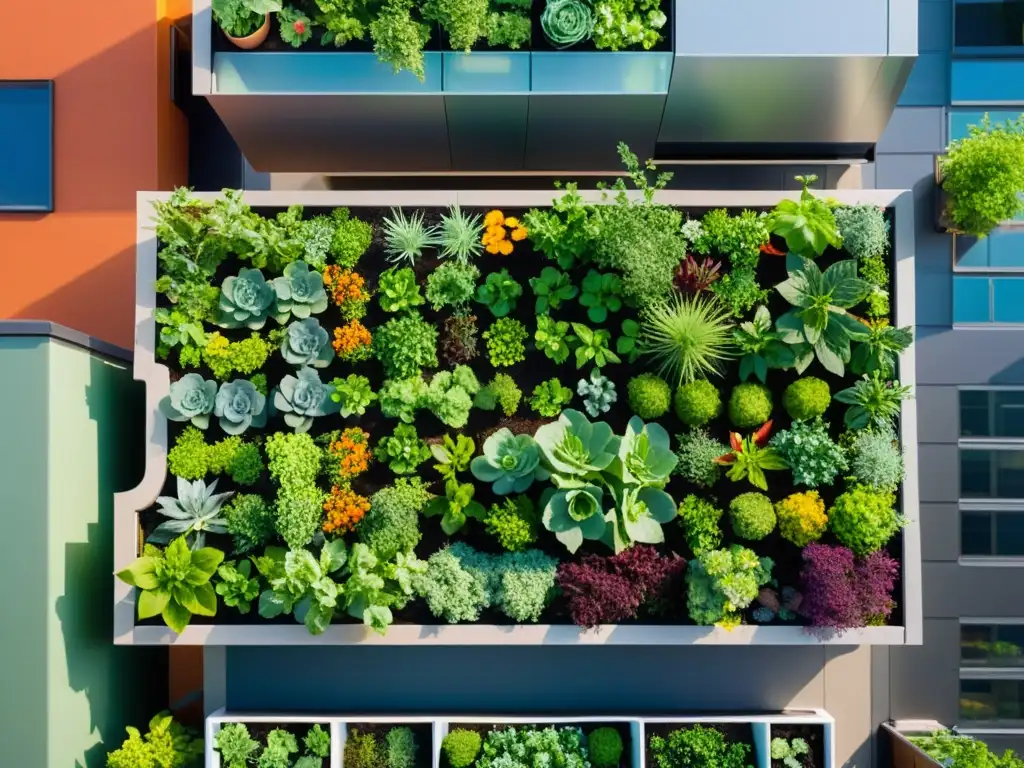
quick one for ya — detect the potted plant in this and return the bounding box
[935,113,1024,237]
[212,0,284,49]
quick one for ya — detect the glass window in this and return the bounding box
[994,279,1024,322]
[961,449,1024,498]
[954,0,1024,49]
[961,509,1024,555]
[956,230,1024,268]
[951,60,1024,104]
[960,679,1024,724]
[954,276,993,323]
[0,81,53,212]
[962,624,1024,666]
[960,390,1024,437]
[950,110,1024,142]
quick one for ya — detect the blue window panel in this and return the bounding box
[951,60,1024,104]
[0,81,53,212]
[898,52,950,106]
[921,0,954,53]
[442,53,529,93]
[213,52,442,93]
[949,109,1024,140]
[530,53,672,94]
[957,230,1024,267]
[993,278,1024,322]
[953,276,993,322]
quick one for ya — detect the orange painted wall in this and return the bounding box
[0,0,189,349]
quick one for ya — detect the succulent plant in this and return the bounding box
[470,429,549,495]
[272,366,338,433]
[605,483,678,553]
[615,415,677,486]
[150,476,233,549]
[577,369,617,417]
[534,408,617,484]
[540,484,607,553]
[272,261,329,324]
[216,267,276,330]
[160,373,218,429]
[280,317,334,368]
[214,379,268,435]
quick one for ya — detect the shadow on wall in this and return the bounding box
[54,355,165,768]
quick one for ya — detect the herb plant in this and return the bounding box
[530,266,579,313]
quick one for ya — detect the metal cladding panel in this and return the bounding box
[525,94,666,170]
[659,55,915,146]
[207,95,451,173]
[445,95,528,171]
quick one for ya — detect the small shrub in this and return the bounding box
[442,729,481,768]
[360,478,430,559]
[673,428,725,488]
[771,419,847,488]
[649,725,751,768]
[485,496,538,552]
[529,378,573,418]
[677,495,723,555]
[627,374,672,419]
[800,543,899,631]
[687,545,773,625]
[775,490,828,547]
[588,727,624,768]
[346,729,386,768]
[729,492,776,541]
[834,204,890,261]
[481,373,523,417]
[372,313,438,379]
[728,382,773,428]
[483,318,528,367]
[225,494,276,553]
[783,377,831,421]
[771,737,809,768]
[848,428,905,491]
[386,727,418,768]
[674,380,722,427]
[829,484,903,556]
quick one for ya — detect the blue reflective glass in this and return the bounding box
[951,60,1024,104]
[953,276,992,323]
[957,230,1024,267]
[530,52,672,94]
[442,52,529,93]
[213,52,442,93]
[993,278,1024,322]
[0,82,53,212]
[950,110,1024,141]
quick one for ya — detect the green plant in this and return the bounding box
[378,267,426,313]
[774,253,872,376]
[541,0,594,47]
[829,484,904,555]
[910,729,1024,768]
[477,726,589,768]
[540,483,607,553]
[430,433,476,483]
[150,477,232,549]
[834,203,890,261]
[272,261,330,324]
[256,541,347,635]
[161,373,218,429]
[529,378,573,417]
[673,428,725,488]
[329,209,375,268]
[212,0,282,38]
[416,545,489,623]
[588,728,624,768]
[106,711,203,768]
[939,114,1024,237]
[834,371,912,430]
[638,294,735,385]
[260,729,300,768]
[782,376,831,421]
[225,493,276,553]
[116,537,223,634]
[266,432,323,549]
[775,490,828,547]
[373,312,439,379]
[483,317,528,367]
[329,373,378,417]
[771,419,847,488]
[214,379,269,435]
[424,476,488,535]
[386,727,418,768]
[375,423,431,475]
[861,255,891,319]
[523,182,597,270]
[438,204,484,262]
[305,725,332,759]
[627,373,671,419]
[272,366,339,433]
[216,722,259,768]
[345,729,385,768]
[686,545,773,627]
[424,0,488,50]
[592,0,666,50]
[535,314,576,364]
[215,559,260,614]
[615,318,641,363]
[694,208,769,268]
[382,207,439,265]
[441,314,479,364]
[476,269,523,317]
[274,485,325,551]
[848,427,904,490]
[572,322,621,369]
[281,317,334,368]
[531,266,579,313]
[733,306,797,383]
[424,366,482,429]
[729,382,773,428]
[442,729,482,768]
[771,738,809,768]
[377,375,428,422]
[766,175,842,257]
[579,270,624,324]
[649,725,752,768]
[279,5,314,45]
[711,267,771,319]
[471,428,548,494]
[200,332,274,380]
[677,494,723,555]
[673,379,722,426]
[478,373,523,416]
[850,322,913,377]
[578,368,617,417]
[486,495,539,552]
[360,477,431,559]
[715,422,787,491]
[426,261,479,311]
[729,492,776,540]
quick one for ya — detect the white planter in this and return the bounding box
[115,188,921,647]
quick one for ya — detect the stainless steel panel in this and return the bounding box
[445,95,528,171]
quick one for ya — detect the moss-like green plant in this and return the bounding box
[588,727,624,768]
[834,203,890,261]
[728,382,773,428]
[483,317,528,367]
[829,484,904,555]
[729,492,776,541]
[442,729,482,768]
[373,312,439,379]
[783,376,831,421]
[677,494,723,556]
[673,428,725,488]
[329,208,374,268]
[674,379,722,427]
[360,478,431,559]
[486,495,539,552]
[627,373,671,419]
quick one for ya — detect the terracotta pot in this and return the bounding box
[226,13,271,50]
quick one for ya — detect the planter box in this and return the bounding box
[205,711,834,768]
[115,187,921,646]
[881,722,947,768]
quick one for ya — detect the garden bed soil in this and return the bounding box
[770,723,825,768]
[140,201,906,630]
[348,722,433,768]
[644,722,757,768]
[446,722,633,768]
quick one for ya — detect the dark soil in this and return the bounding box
[770,723,825,768]
[644,722,757,768]
[445,722,633,768]
[348,722,433,768]
[139,203,905,630]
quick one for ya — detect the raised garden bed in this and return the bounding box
[206,717,336,768]
[114,150,920,646]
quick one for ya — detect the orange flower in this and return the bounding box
[483,209,505,227]
[332,320,372,360]
[498,240,514,256]
[322,486,370,535]
[328,427,372,482]
[503,216,520,228]
[324,266,369,307]
[485,242,502,255]
[510,227,528,242]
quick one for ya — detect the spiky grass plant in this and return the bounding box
[438,204,484,263]
[638,294,735,385]
[383,207,440,266]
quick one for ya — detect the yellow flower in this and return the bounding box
[498,240,514,256]
[486,242,502,255]
[503,216,520,228]
[510,227,527,242]
[484,209,505,227]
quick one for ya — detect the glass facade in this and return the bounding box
[954,0,1024,51]
[960,389,1024,437]
[962,509,1024,555]
[960,448,1024,498]
[953,276,1024,323]
[960,679,1024,724]
[0,82,53,212]
[962,624,1024,666]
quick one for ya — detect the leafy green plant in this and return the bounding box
[782,376,831,421]
[686,546,773,628]
[529,378,573,417]
[627,373,671,419]
[531,266,579,313]
[272,367,339,433]
[424,366,482,428]
[424,477,488,535]
[541,0,594,47]
[771,418,847,488]
[485,496,539,552]
[150,477,232,549]
[345,729,385,768]
[106,711,203,768]
[535,314,576,364]
[714,421,788,491]
[939,114,1024,237]
[729,492,776,541]
[774,253,872,376]
[438,204,484,262]
[373,312,439,379]
[572,322,621,368]
[638,294,734,385]
[424,0,488,51]
[426,261,479,311]
[382,207,439,265]
[771,737,809,768]
[215,559,260,614]
[834,203,890,261]
[766,175,843,257]
[711,267,771,319]
[329,208,375,268]
[225,494,276,553]
[379,375,430,424]
[733,305,796,382]
[673,379,721,427]
[829,484,904,555]
[360,478,431,560]
[213,0,282,38]
[579,270,624,323]
[578,368,617,417]
[834,371,912,430]
[592,0,666,50]
[483,317,528,367]
[117,537,223,635]
[477,373,523,416]
[256,541,347,635]
[375,424,431,475]
[677,494,723,555]
[673,428,725,489]
[477,726,589,768]
[430,433,476,483]
[523,183,597,269]
[305,725,332,760]
[216,722,259,768]
[329,373,378,417]
[616,318,641,363]
[471,429,549,494]
[442,729,482,768]
[378,267,425,313]
[909,729,1024,768]
[540,483,607,553]
[279,5,314,46]
[476,269,523,317]
[850,322,913,376]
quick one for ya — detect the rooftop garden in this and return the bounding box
[119,143,913,638]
